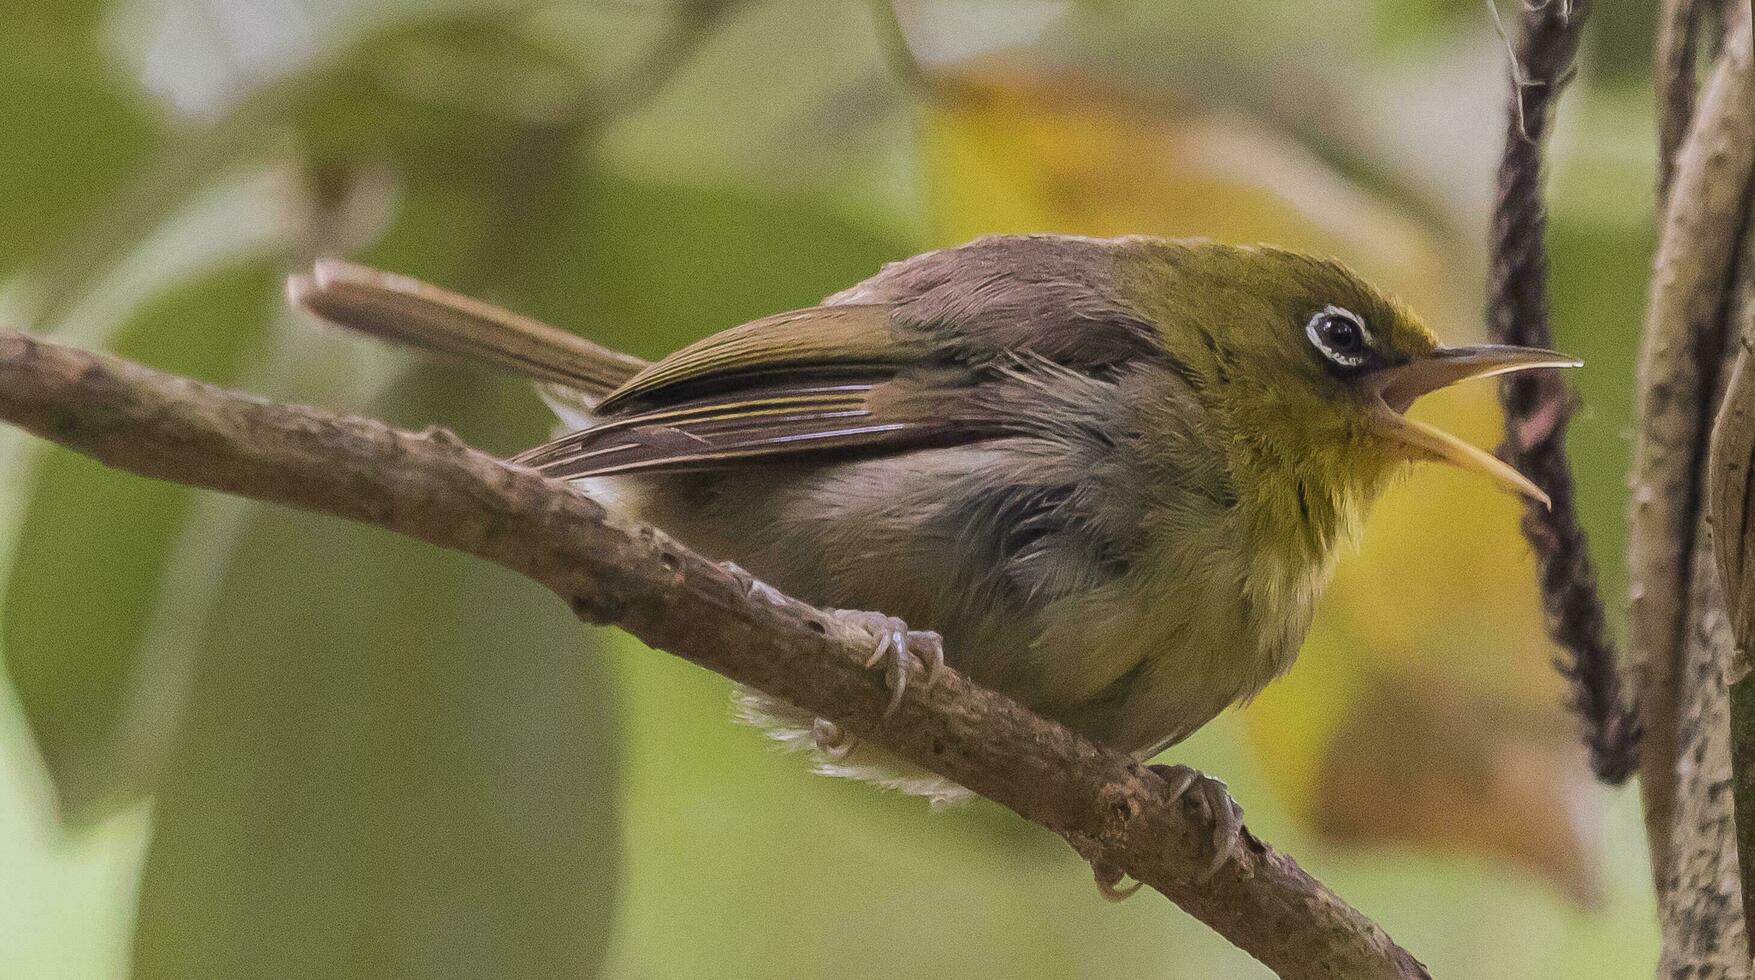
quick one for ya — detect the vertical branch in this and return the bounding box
[1657,0,1703,202]
[1708,217,1755,948]
[1659,536,1750,976]
[1628,9,1754,887]
[1484,0,1643,785]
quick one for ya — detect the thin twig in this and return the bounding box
[1484,0,1642,786]
[1485,0,1572,142]
[866,0,941,102]
[595,0,747,119]
[0,328,1433,979]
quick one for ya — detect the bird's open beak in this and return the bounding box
[1367,345,1581,509]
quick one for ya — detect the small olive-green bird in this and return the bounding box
[292,234,1574,874]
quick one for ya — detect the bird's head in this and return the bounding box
[1132,242,1576,514]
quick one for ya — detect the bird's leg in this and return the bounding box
[721,562,943,722]
[1092,766,1242,898]
[1149,763,1244,881]
[829,609,945,718]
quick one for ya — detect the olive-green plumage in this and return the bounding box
[295,234,1573,805]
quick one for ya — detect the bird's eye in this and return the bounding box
[1306,307,1372,369]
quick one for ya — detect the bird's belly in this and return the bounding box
[1031,533,1309,756]
[583,453,1059,688]
[585,448,1314,759]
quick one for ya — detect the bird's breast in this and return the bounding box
[1029,499,1327,756]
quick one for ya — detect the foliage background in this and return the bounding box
[0,1,1661,977]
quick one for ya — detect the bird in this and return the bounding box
[289,233,1576,880]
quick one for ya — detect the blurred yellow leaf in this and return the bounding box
[919,65,1460,322]
[918,64,1600,901]
[1299,668,1601,904]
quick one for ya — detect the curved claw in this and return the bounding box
[911,630,946,690]
[883,647,908,716]
[1149,763,1245,882]
[836,610,941,720]
[1092,862,1143,902]
[861,623,899,669]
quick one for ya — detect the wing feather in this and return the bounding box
[595,305,905,413]
[512,239,1170,479]
[512,382,972,479]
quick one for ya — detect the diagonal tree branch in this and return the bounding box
[0,328,1431,980]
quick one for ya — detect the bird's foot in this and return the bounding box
[830,609,945,719]
[811,718,857,760]
[1149,763,1244,881]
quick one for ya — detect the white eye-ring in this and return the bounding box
[1305,306,1373,369]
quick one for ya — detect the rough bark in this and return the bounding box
[1628,10,1755,886]
[1658,538,1747,977]
[1703,182,1755,973]
[1657,0,1703,203]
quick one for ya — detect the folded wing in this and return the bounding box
[511,305,987,479]
[512,236,1175,481]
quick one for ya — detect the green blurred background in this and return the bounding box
[0,1,1661,977]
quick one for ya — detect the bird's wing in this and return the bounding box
[593,305,909,413]
[512,378,980,479]
[512,304,984,479]
[515,237,1175,480]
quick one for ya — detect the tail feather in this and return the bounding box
[287,259,649,398]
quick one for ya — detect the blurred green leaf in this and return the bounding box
[518,167,908,358]
[2,265,273,824]
[131,364,619,980]
[0,0,159,283]
[0,0,111,56]
[346,160,910,366]
[602,637,1269,980]
[290,12,591,165]
[19,8,575,328]
[1367,0,1478,48]
[1546,213,1653,619]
